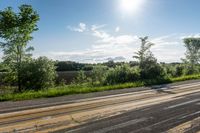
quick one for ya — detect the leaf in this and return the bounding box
[26,46,34,52]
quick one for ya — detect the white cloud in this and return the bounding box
[151,35,180,50]
[79,23,86,32]
[37,26,139,63]
[36,49,130,63]
[91,24,106,31]
[180,33,200,39]
[115,26,120,32]
[150,34,185,63]
[91,25,138,46]
[114,35,137,44]
[92,29,111,40]
[68,22,87,32]
[64,23,199,63]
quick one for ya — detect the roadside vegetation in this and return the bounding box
[1,5,200,101]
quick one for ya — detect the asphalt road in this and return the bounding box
[0,81,200,133]
[58,90,200,133]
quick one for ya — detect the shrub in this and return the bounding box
[139,57,166,80]
[20,57,56,90]
[174,65,185,77]
[73,70,89,85]
[90,65,108,85]
[163,65,175,78]
[184,65,199,75]
[104,64,140,85]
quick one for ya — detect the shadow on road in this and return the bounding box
[155,89,176,94]
[151,85,176,94]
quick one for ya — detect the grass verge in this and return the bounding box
[1,74,200,101]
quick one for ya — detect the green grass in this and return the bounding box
[171,74,200,82]
[1,74,200,101]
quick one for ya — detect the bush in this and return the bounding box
[90,65,108,85]
[173,65,185,77]
[104,64,140,85]
[184,65,199,75]
[20,57,56,90]
[139,57,166,80]
[73,70,89,85]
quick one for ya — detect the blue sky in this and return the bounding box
[0,0,200,63]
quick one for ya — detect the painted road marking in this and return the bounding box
[164,99,200,110]
[180,111,200,119]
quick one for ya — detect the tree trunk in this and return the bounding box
[18,70,22,92]
[17,45,22,92]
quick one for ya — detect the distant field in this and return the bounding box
[57,71,91,84]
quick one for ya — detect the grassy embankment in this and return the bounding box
[1,74,200,101]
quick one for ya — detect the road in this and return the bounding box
[0,81,200,133]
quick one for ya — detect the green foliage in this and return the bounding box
[73,70,89,85]
[133,36,166,80]
[19,57,56,90]
[183,65,199,75]
[140,56,166,79]
[0,5,39,92]
[90,65,108,85]
[173,65,184,77]
[1,4,200,100]
[183,38,200,74]
[1,74,200,101]
[0,82,144,101]
[0,63,7,72]
[133,36,154,64]
[163,64,185,78]
[103,60,116,68]
[56,61,93,71]
[104,64,140,85]
[171,74,200,82]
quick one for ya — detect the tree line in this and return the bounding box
[73,37,200,86]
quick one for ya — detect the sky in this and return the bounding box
[0,0,200,63]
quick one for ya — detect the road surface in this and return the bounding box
[0,81,200,133]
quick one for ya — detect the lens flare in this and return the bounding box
[120,0,145,15]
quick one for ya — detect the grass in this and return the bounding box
[171,74,200,82]
[1,74,200,101]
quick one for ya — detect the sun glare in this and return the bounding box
[120,0,145,15]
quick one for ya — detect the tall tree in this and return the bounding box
[133,36,155,67]
[133,36,165,79]
[183,38,200,73]
[0,5,39,92]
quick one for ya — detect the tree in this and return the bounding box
[20,57,56,90]
[104,60,116,68]
[0,62,7,72]
[183,38,200,74]
[0,5,39,92]
[133,36,165,79]
[133,36,155,66]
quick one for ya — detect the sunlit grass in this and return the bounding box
[171,74,200,82]
[1,74,200,101]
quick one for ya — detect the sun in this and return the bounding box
[120,0,145,15]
